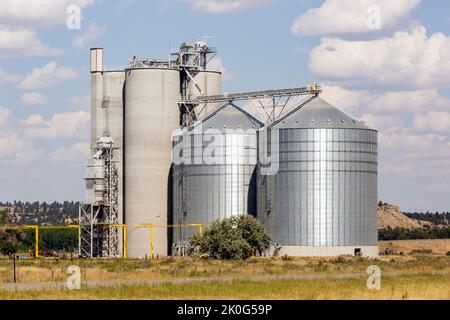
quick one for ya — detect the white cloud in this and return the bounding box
[0,107,11,125]
[321,85,371,113]
[359,114,405,131]
[321,85,450,114]
[0,27,62,58]
[67,94,90,110]
[309,26,450,89]
[50,142,90,164]
[188,0,276,13]
[0,0,95,27]
[369,89,450,112]
[21,114,46,126]
[414,112,450,133]
[208,57,231,80]
[25,111,90,140]
[291,0,420,36]
[20,92,48,105]
[18,61,78,90]
[379,128,450,177]
[0,68,22,84]
[72,22,106,48]
[0,132,42,166]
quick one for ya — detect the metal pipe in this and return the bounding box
[123,225,127,258]
[13,254,16,283]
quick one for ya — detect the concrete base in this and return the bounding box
[269,245,379,258]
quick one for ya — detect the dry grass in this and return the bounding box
[1,254,449,284]
[0,274,448,300]
[1,239,450,284]
[0,240,448,300]
[379,239,450,255]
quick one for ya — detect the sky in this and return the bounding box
[0,0,449,212]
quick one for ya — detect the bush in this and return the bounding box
[0,230,21,257]
[190,215,271,260]
[281,254,293,261]
[409,249,434,255]
[379,247,398,256]
[446,251,450,256]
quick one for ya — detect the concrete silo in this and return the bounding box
[124,67,181,258]
[87,49,125,257]
[172,104,263,253]
[187,71,222,117]
[257,97,378,257]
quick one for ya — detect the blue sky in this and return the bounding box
[0,0,449,212]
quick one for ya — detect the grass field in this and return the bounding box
[0,274,449,300]
[0,240,448,300]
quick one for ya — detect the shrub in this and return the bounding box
[409,249,434,255]
[446,251,450,256]
[190,215,271,260]
[281,254,293,261]
[379,248,398,256]
[0,230,21,257]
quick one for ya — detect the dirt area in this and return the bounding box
[378,204,432,229]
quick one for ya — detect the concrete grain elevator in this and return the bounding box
[81,42,378,258]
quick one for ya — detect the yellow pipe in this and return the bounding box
[23,226,39,258]
[35,226,39,258]
[150,225,154,258]
[122,225,127,259]
[113,224,127,258]
[140,224,155,259]
[188,224,203,238]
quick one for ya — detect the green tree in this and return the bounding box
[0,210,8,225]
[190,215,271,260]
[0,230,19,257]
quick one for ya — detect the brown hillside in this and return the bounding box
[378,204,432,229]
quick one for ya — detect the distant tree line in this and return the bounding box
[403,211,450,225]
[0,209,77,256]
[0,201,80,225]
[379,226,450,241]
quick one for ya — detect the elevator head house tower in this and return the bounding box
[80,41,378,258]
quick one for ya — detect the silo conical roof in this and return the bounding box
[270,97,373,130]
[191,103,263,132]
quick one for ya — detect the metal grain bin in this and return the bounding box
[257,97,378,257]
[172,104,263,252]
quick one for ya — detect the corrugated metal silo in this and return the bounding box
[258,97,378,257]
[172,104,263,249]
[124,67,181,258]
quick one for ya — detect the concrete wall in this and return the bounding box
[269,245,379,258]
